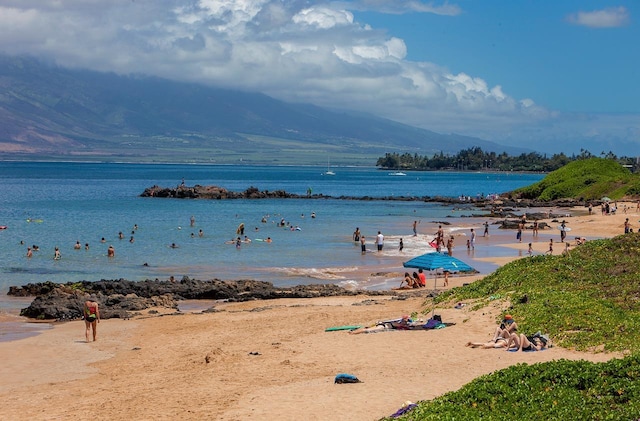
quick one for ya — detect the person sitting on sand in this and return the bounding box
[493,314,518,341]
[412,272,422,288]
[418,269,427,287]
[505,332,550,351]
[398,272,419,289]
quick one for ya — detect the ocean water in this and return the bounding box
[0,162,543,309]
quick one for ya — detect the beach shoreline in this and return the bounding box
[0,203,635,420]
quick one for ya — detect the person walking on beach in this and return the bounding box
[624,218,630,234]
[398,238,404,252]
[360,235,366,254]
[547,238,554,254]
[83,299,100,342]
[560,220,567,243]
[517,221,524,243]
[376,231,384,252]
[483,221,489,237]
[412,220,419,236]
[469,229,476,250]
[532,221,539,237]
[446,236,454,256]
[528,243,533,256]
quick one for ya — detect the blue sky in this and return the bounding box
[0,1,638,156]
[358,1,638,114]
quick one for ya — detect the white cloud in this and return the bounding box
[338,0,462,16]
[0,1,637,155]
[292,7,354,29]
[567,6,630,28]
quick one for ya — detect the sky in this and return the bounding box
[0,0,638,156]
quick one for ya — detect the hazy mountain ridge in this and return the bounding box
[0,55,528,164]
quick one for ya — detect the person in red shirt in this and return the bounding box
[418,269,426,287]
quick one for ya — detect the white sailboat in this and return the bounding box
[324,157,336,176]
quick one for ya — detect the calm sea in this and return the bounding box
[0,162,543,314]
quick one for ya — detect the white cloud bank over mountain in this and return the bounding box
[0,1,637,155]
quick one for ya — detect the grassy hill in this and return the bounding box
[512,157,640,201]
[384,233,640,420]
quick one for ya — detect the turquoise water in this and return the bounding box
[0,162,543,300]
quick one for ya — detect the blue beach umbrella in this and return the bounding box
[403,252,476,274]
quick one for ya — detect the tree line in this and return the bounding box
[376,148,638,172]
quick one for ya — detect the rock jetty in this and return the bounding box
[8,278,406,321]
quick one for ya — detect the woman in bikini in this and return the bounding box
[505,332,550,351]
[84,299,100,342]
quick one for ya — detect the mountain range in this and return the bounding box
[0,55,529,165]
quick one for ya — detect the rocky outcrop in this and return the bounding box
[9,277,396,321]
[140,185,324,200]
[140,186,594,215]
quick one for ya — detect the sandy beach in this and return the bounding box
[0,203,635,421]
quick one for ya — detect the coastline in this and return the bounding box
[0,203,635,420]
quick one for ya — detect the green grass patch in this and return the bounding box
[513,157,640,201]
[386,355,640,420]
[436,233,640,353]
[384,235,640,419]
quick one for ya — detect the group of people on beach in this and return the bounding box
[466,314,550,352]
[398,270,426,289]
[353,227,385,254]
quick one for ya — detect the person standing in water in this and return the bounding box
[376,231,384,252]
[469,229,476,250]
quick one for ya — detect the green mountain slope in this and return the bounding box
[0,55,527,164]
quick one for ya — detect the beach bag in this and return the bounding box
[424,318,440,329]
[334,373,361,384]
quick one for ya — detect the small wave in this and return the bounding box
[271,266,359,280]
[337,280,360,290]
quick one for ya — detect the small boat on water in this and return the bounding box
[324,157,336,176]
[388,172,407,176]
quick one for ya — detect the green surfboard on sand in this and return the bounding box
[325,325,361,332]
